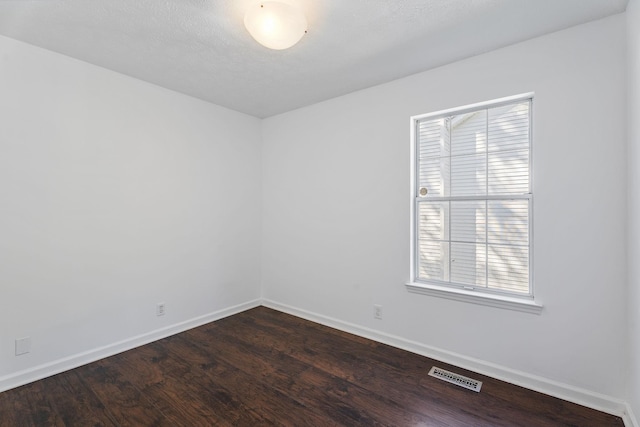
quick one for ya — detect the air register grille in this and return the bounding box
[428,366,483,392]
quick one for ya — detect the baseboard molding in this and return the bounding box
[0,299,261,393]
[624,403,639,427]
[1,297,634,426]
[261,299,630,422]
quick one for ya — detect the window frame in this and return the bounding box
[407,93,542,314]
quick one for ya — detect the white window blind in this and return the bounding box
[413,97,532,297]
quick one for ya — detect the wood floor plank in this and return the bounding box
[75,357,170,426]
[209,310,495,425]
[165,334,332,426]
[119,340,254,426]
[241,307,624,427]
[17,379,66,427]
[187,317,472,426]
[185,328,437,426]
[0,306,625,426]
[206,309,494,423]
[0,385,45,427]
[40,372,116,427]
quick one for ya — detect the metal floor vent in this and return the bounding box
[428,366,482,392]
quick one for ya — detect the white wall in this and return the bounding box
[628,0,640,422]
[0,7,633,417]
[262,14,628,402]
[0,35,262,384]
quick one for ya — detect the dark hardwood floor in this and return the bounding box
[0,306,624,426]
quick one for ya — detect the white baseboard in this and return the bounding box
[1,297,634,426]
[0,299,261,393]
[261,299,630,422]
[624,403,639,427]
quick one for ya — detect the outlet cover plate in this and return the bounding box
[15,337,31,355]
[374,304,382,319]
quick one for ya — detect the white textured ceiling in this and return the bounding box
[0,0,629,118]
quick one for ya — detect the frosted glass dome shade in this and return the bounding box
[244,2,307,50]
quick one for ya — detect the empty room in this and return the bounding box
[1,0,639,425]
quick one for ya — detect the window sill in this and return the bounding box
[405,282,543,315]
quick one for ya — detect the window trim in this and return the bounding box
[407,93,542,314]
[405,281,542,314]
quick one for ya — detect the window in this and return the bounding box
[408,94,539,312]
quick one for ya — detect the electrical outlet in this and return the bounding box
[156,303,166,316]
[374,304,382,320]
[15,337,31,356]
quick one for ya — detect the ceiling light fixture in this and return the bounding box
[244,1,307,50]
